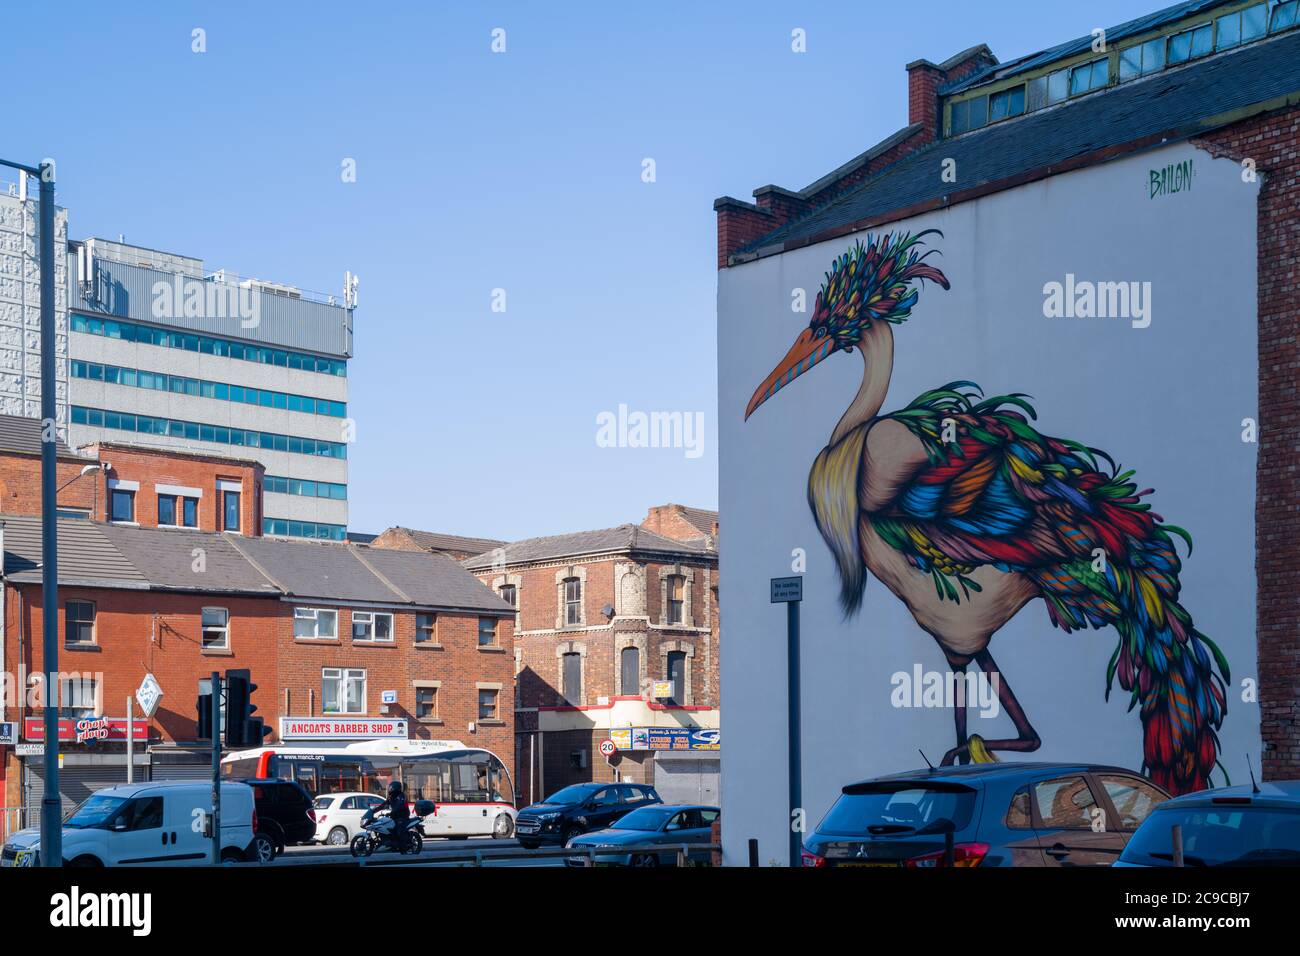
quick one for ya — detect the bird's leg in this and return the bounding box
[941,658,970,766]
[967,648,1041,755]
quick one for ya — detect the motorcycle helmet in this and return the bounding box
[388,780,404,797]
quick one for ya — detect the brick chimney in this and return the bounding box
[714,43,996,268]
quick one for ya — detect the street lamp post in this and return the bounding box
[2,156,61,866]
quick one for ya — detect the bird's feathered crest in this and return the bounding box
[810,230,950,351]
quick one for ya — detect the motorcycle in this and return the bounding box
[349,799,435,858]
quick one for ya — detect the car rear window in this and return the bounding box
[1120,807,1300,866]
[819,784,976,836]
[314,796,336,809]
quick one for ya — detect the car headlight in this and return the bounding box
[538,812,561,822]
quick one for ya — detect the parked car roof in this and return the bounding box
[845,762,1148,789]
[1156,780,1300,811]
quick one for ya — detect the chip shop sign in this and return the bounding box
[280,718,408,740]
[23,717,149,743]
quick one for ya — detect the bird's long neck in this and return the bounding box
[831,321,893,445]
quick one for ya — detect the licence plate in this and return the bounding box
[835,861,900,868]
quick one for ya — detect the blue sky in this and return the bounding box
[9,0,1158,540]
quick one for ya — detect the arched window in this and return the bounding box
[666,574,685,625]
[563,577,582,626]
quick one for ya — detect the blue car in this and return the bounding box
[802,763,1170,867]
[1115,780,1300,867]
[567,804,719,867]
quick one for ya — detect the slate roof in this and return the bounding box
[0,516,511,611]
[1,515,147,588]
[97,523,280,594]
[737,28,1300,258]
[676,506,719,536]
[387,527,507,555]
[357,548,515,612]
[0,413,81,460]
[230,535,513,613]
[941,0,1234,95]
[462,524,714,570]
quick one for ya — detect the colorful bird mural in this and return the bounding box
[743,230,1230,795]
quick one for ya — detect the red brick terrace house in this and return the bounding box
[443,506,719,806]
[0,516,515,837]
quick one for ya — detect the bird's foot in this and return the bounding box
[965,734,999,763]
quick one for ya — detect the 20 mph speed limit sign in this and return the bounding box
[599,739,617,757]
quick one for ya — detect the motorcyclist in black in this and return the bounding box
[375,780,410,850]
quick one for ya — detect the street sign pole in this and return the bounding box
[771,576,803,868]
[210,671,221,865]
[126,696,134,784]
[787,597,801,868]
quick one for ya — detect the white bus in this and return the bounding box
[221,738,517,839]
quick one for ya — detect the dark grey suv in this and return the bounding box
[802,763,1170,867]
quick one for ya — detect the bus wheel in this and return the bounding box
[326,827,348,846]
[493,814,514,839]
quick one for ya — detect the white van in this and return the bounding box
[0,780,258,867]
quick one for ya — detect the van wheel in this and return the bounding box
[68,855,102,867]
[251,833,277,864]
[493,814,514,839]
[327,827,349,846]
[220,848,244,864]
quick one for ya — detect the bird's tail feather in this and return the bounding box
[808,425,870,616]
[1034,551,1229,796]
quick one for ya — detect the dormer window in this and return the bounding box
[1119,37,1165,81]
[1068,57,1109,96]
[1271,0,1299,33]
[1167,22,1213,65]
[1216,5,1268,50]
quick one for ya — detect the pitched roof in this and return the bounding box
[230,535,513,612]
[676,506,719,536]
[941,0,1231,95]
[1,515,147,588]
[386,527,507,555]
[96,523,280,594]
[737,29,1300,259]
[462,524,714,570]
[357,548,515,612]
[0,414,81,460]
[1,517,511,611]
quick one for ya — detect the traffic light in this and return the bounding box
[224,669,271,748]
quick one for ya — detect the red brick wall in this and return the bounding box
[1196,107,1300,782]
[277,604,515,781]
[0,453,96,515]
[2,583,282,809]
[368,528,422,552]
[641,504,716,541]
[2,583,518,808]
[86,443,262,533]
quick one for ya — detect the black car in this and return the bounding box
[802,763,1170,867]
[238,779,317,856]
[515,782,662,849]
[1116,780,1300,867]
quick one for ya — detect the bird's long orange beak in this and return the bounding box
[745,328,835,420]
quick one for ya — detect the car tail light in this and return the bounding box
[252,808,259,834]
[904,843,989,868]
[801,849,827,868]
[307,809,316,823]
